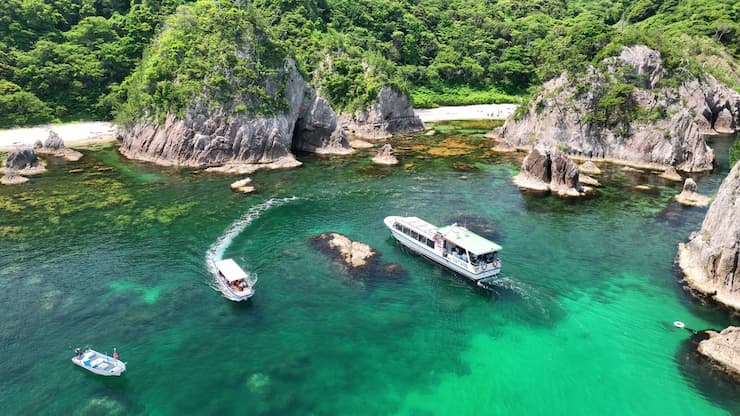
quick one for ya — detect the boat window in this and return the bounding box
[426,239,435,248]
[409,230,418,239]
[401,226,409,235]
[394,223,402,231]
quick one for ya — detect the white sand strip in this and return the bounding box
[0,121,117,152]
[415,104,517,122]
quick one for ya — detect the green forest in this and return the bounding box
[0,0,738,128]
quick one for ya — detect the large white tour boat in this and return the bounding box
[384,216,502,287]
[214,258,256,301]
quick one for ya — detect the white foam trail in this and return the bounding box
[205,197,298,276]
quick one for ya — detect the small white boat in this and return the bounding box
[384,216,502,287]
[71,348,126,376]
[214,258,256,301]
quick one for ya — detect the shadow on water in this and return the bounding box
[676,330,740,415]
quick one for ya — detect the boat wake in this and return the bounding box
[205,197,298,289]
[481,275,554,320]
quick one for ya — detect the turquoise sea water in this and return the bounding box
[0,124,738,415]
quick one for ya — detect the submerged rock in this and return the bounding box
[579,161,602,175]
[372,143,399,165]
[492,45,726,172]
[678,160,740,310]
[675,178,711,207]
[697,327,740,381]
[230,178,255,194]
[513,148,589,196]
[339,86,424,139]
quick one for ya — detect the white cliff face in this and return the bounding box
[119,60,351,169]
[339,86,425,139]
[678,160,740,310]
[493,45,738,172]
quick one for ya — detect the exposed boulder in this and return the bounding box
[697,327,740,381]
[675,178,711,207]
[513,148,589,196]
[492,45,726,172]
[2,148,46,184]
[678,160,740,310]
[680,74,740,134]
[44,130,64,150]
[37,130,83,161]
[120,61,351,170]
[339,86,424,139]
[4,147,40,170]
[372,143,399,165]
[309,232,406,280]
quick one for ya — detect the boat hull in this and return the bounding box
[72,350,126,376]
[384,216,501,285]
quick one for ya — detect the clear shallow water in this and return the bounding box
[0,126,738,415]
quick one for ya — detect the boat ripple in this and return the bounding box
[204,197,299,288]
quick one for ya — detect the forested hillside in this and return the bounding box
[0,0,738,128]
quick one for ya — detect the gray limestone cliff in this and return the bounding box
[678,160,740,310]
[697,327,740,381]
[119,60,352,169]
[339,86,425,139]
[492,46,739,172]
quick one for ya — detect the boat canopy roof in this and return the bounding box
[438,224,502,255]
[394,216,439,239]
[215,259,248,282]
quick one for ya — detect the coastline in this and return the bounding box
[0,121,117,152]
[0,105,519,153]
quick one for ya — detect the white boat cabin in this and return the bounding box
[386,216,502,284]
[215,259,254,298]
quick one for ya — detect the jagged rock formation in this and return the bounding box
[372,143,399,165]
[37,130,83,161]
[675,178,711,207]
[512,148,588,196]
[660,166,683,181]
[697,327,740,381]
[120,61,351,170]
[1,147,46,185]
[339,86,424,139]
[492,46,738,172]
[678,160,740,310]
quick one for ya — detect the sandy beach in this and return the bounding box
[415,103,517,122]
[0,121,117,152]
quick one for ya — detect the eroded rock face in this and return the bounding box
[44,130,64,150]
[680,74,740,134]
[339,86,424,139]
[120,60,351,169]
[492,45,731,172]
[678,160,740,309]
[513,148,586,196]
[697,327,740,380]
[4,148,39,170]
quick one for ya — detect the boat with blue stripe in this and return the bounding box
[71,348,126,376]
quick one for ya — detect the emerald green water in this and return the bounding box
[1,126,738,415]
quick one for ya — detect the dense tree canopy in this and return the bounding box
[0,0,738,127]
